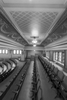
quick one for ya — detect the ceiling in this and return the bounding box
[0,11,28,46]
[0,0,67,47]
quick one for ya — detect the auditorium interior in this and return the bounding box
[0,0,67,100]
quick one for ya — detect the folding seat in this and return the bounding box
[6,82,11,87]
[46,66,55,84]
[51,67,58,79]
[52,70,64,90]
[0,65,3,75]
[51,65,54,70]
[58,71,64,83]
[6,62,11,73]
[8,60,16,71]
[10,59,17,65]
[31,82,37,99]
[0,64,3,75]
[2,61,11,77]
[0,64,3,82]
[53,75,67,100]
[48,65,54,76]
[60,76,67,93]
[1,63,7,79]
[54,67,58,74]
[19,78,24,84]
[37,86,43,100]
[12,86,20,100]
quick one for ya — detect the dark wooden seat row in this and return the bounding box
[30,58,43,100]
[38,56,67,100]
[11,60,30,100]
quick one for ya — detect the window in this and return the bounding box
[17,50,19,54]
[55,52,58,61]
[53,51,64,66]
[59,52,62,62]
[6,50,8,54]
[3,50,5,54]
[13,50,22,55]
[46,52,49,58]
[13,50,16,54]
[20,50,22,54]
[0,50,1,53]
[62,52,64,64]
[53,52,55,61]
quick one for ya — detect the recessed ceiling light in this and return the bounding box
[32,40,37,44]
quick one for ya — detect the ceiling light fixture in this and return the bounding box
[32,40,37,44]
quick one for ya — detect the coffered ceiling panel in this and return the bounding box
[0,0,66,46]
[0,11,28,46]
[41,15,67,46]
[3,7,65,45]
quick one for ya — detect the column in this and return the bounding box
[49,51,53,61]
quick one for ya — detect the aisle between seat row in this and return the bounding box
[17,61,34,100]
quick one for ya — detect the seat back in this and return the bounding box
[62,76,67,90]
[58,70,64,80]
[51,65,54,71]
[54,67,58,74]
[3,63,7,72]
[0,66,3,74]
[7,62,11,71]
[63,76,67,84]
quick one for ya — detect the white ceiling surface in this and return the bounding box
[1,0,67,45]
[2,0,67,4]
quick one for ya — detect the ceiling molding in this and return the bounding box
[25,46,44,51]
[0,42,24,50]
[46,36,67,47]
[1,3,66,8]
[1,0,66,8]
[44,36,67,51]
[45,44,67,51]
[0,35,25,47]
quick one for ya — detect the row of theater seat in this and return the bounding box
[30,58,43,100]
[38,56,67,100]
[0,59,18,82]
[11,60,30,100]
[0,59,27,100]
